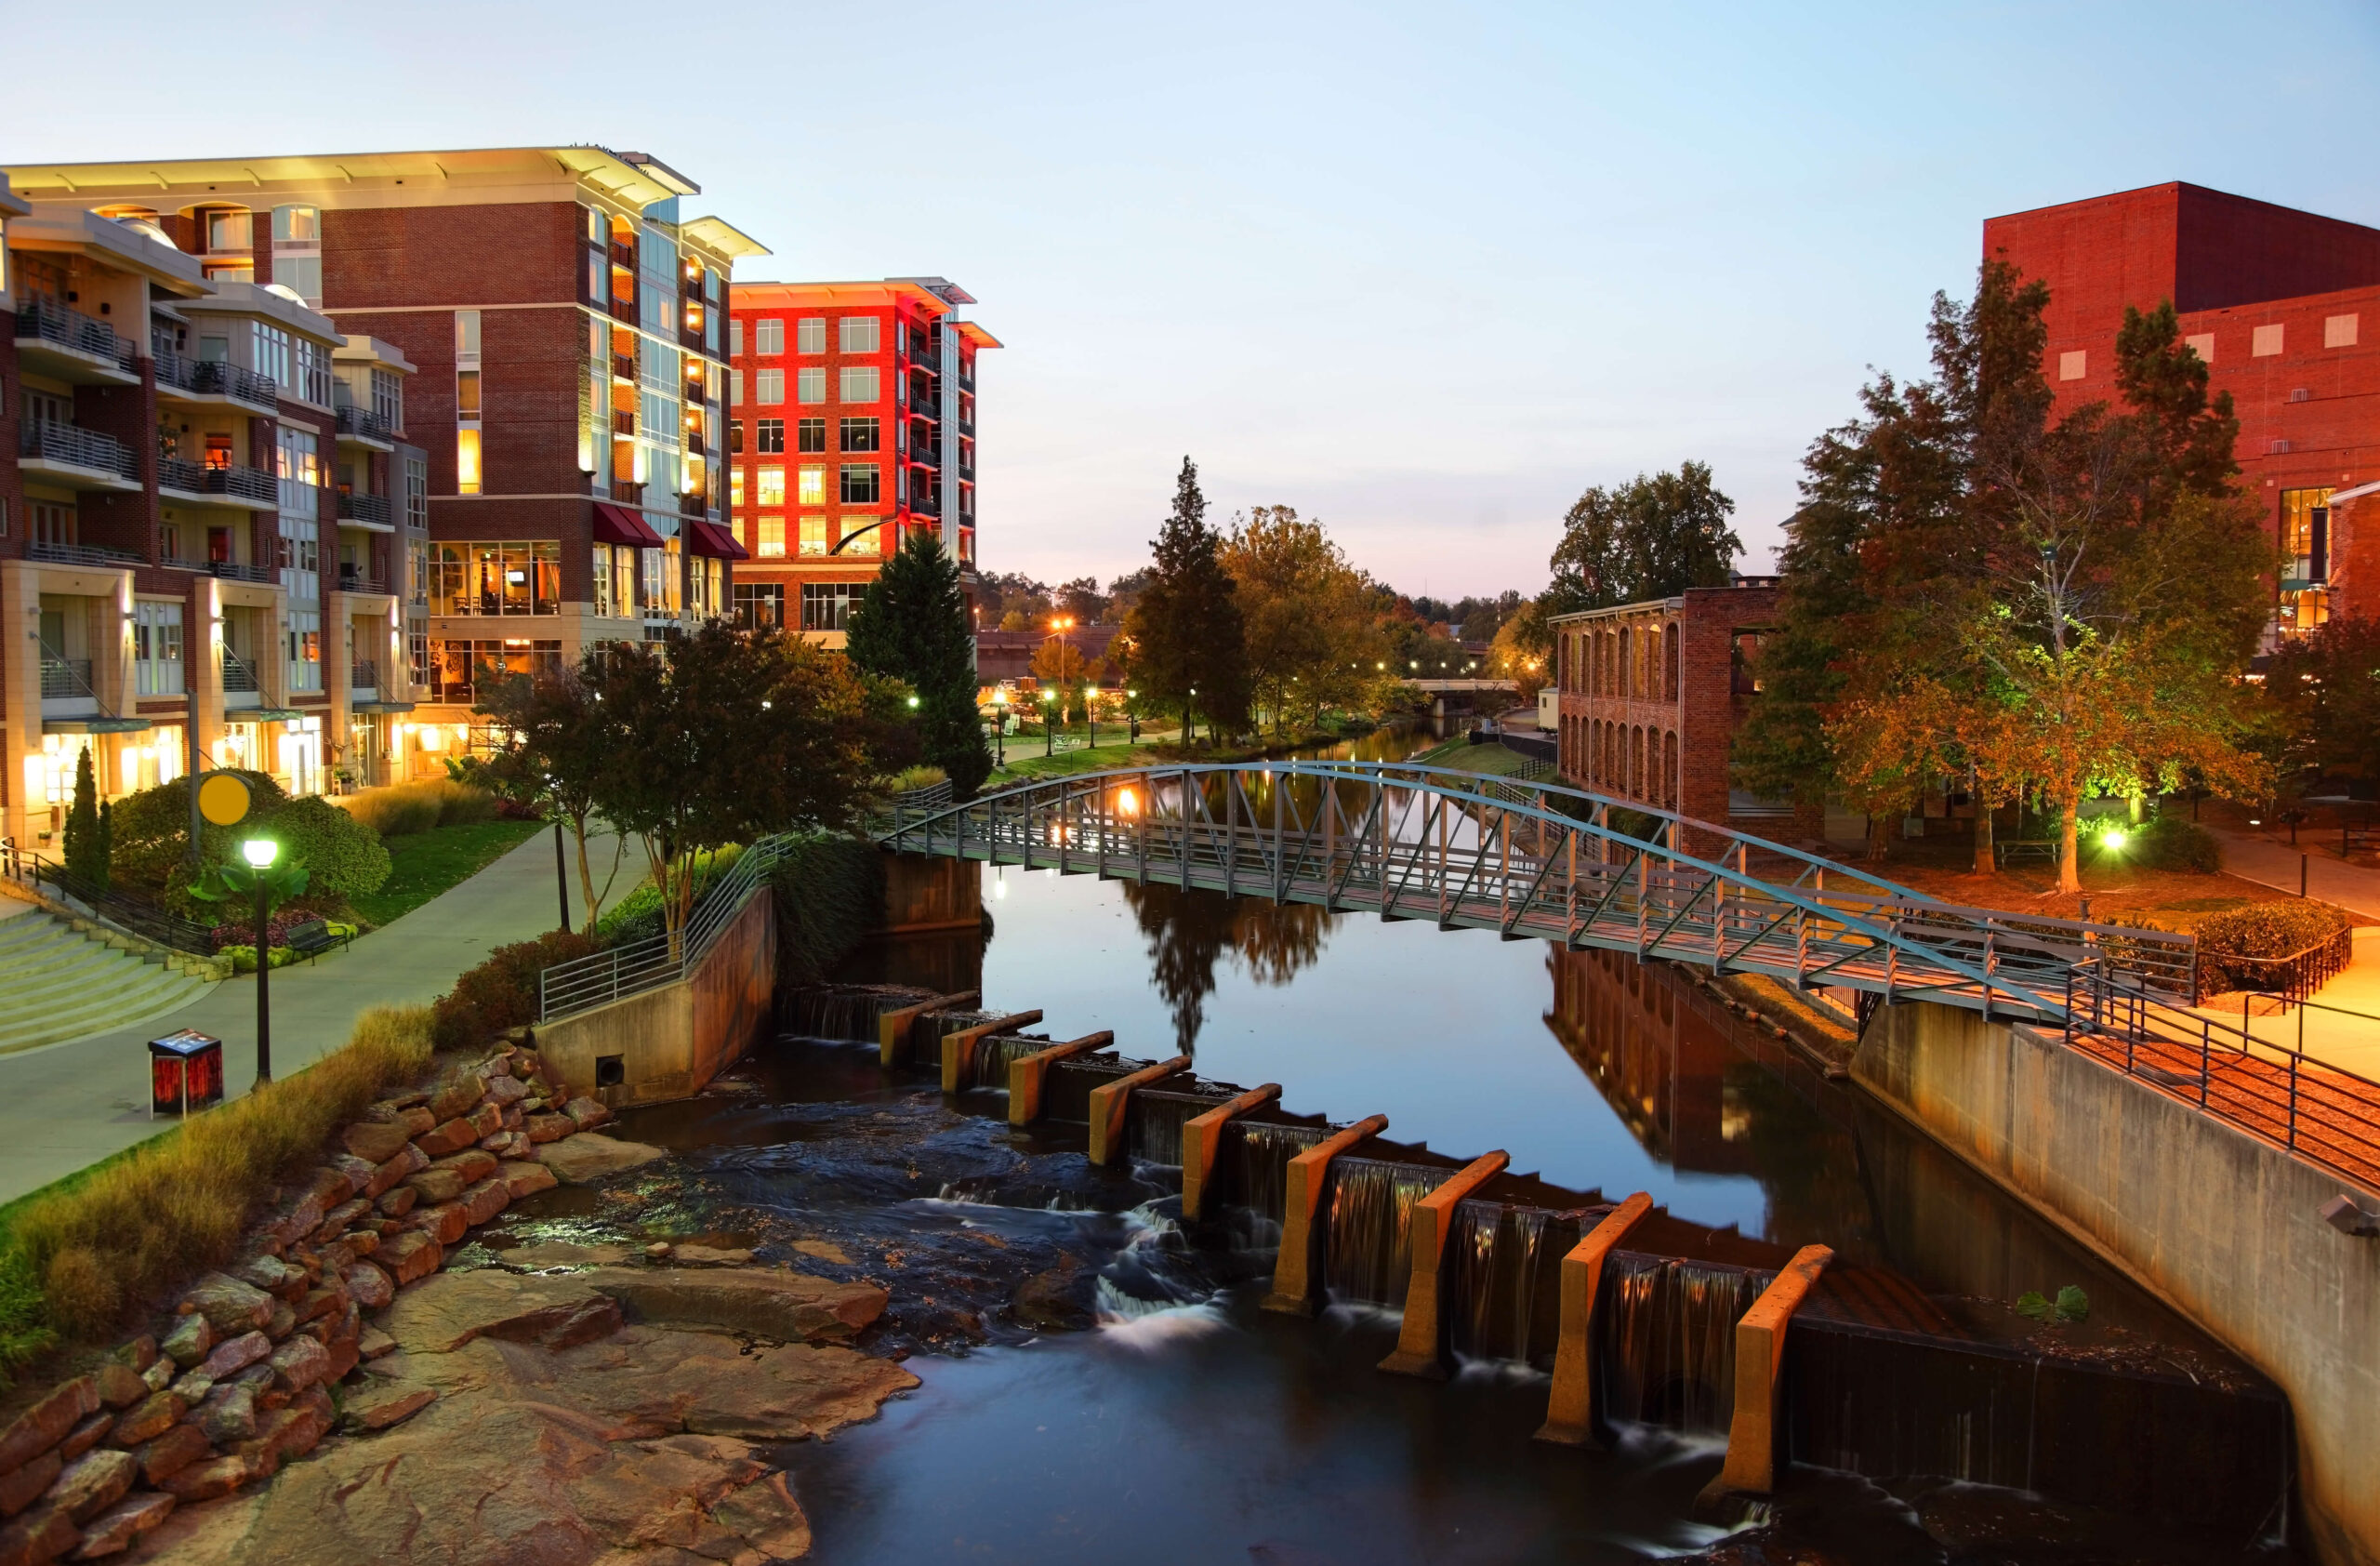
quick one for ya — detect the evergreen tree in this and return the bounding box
[844,527,992,795]
[62,746,109,889]
[1122,458,1250,742]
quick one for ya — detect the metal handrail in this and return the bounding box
[29,541,143,570]
[0,841,218,956]
[334,405,396,442]
[209,561,272,584]
[155,349,278,405]
[337,491,392,525]
[20,419,138,482]
[40,657,95,700]
[536,836,799,1021]
[350,661,378,690]
[15,299,136,373]
[2198,923,2358,1002]
[219,647,261,694]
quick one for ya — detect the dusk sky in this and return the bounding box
[7,0,2374,599]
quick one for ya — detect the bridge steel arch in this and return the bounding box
[874,762,2195,1021]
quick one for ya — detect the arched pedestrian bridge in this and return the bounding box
[874,762,2196,1021]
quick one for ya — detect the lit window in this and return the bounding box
[2326,314,2360,349]
[839,366,879,403]
[759,517,787,557]
[797,367,826,404]
[800,515,829,556]
[754,318,784,355]
[757,467,786,507]
[840,518,880,558]
[730,468,745,508]
[2057,350,2085,381]
[839,316,879,353]
[756,369,784,405]
[457,429,482,494]
[205,209,252,252]
[798,466,825,506]
[2253,324,2284,357]
[797,318,826,354]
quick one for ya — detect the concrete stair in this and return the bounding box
[0,909,211,1055]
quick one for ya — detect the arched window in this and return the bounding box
[1663,730,1680,809]
[1664,623,1681,701]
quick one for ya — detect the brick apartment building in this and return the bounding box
[1984,182,2380,643]
[1547,579,1780,831]
[726,279,997,645]
[1,146,762,843]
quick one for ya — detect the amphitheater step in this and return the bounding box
[0,909,212,1055]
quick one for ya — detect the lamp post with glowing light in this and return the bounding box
[992,686,1008,768]
[244,837,278,1084]
[1044,689,1057,757]
[1127,688,1139,743]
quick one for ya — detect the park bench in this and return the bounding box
[284,919,350,964]
[1992,840,2062,869]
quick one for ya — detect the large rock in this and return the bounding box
[367,1143,428,1199]
[342,1120,414,1165]
[85,1367,141,1417]
[104,1392,181,1450]
[381,1271,625,1357]
[68,1490,173,1559]
[536,1135,666,1185]
[197,1386,257,1447]
[41,1450,134,1524]
[180,1274,273,1335]
[459,1178,509,1227]
[379,1232,442,1285]
[337,1384,435,1434]
[377,1186,417,1218]
[412,1203,467,1246]
[426,1075,483,1124]
[412,1119,478,1160]
[130,1424,211,1486]
[0,1375,96,1473]
[561,1096,612,1132]
[311,1199,372,1243]
[344,1264,394,1312]
[496,1161,557,1201]
[430,1148,496,1185]
[159,1314,213,1370]
[55,1417,109,1466]
[587,1267,888,1343]
[0,1504,77,1565]
[522,1112,572,1144]
[197,1331,271,1383]
[0,1450,61,1520]
[156,1453,261,1503]
[266,1338,331,1398]
[402,1166,466,1205]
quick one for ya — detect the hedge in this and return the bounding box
[2195,900,2354,995]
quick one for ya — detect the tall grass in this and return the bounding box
[6,1005,435,1345]
[339,779,498,837]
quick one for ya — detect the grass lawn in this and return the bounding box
[349,818,545,929]
[1408,737,1547,778]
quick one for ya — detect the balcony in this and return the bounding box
[350,660,378,695]
[337,567,387,596]
[220,647,261,698]
[40,657,95,700]
[19,421,139,492]
[209,561,272,585]
[15,299,139,385]
[157,457,279,510]
[29,541,144,570]
[612,352,637,383]
[610,242,636,269]
[334,405,398,446]
[154,349,278,409]
[907,396,939,424]
[904,343,943,374]
[337,491,393,527]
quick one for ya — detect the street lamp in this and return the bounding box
[243,837,278,1085]
[1127,688,1139,742]
[991,686,1008,767]
[1043,689,1057,757]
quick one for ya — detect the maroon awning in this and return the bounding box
[592,501,665,548]
[685,518,749,561]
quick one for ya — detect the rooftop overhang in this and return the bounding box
[4,145,702,214]
[335,334,418,376]
[954,321,1003,350]
[185,278,343,346]
[5,208,207,296]
[731,279,960,318]
[679,215,769,260]
[0,178,30,219]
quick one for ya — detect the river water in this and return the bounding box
[588,726,2287,1566]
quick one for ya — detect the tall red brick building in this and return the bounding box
[725,279,997,645]
[1983,182,2380,642]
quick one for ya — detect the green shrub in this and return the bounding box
[340,785,442,838]
[771,832,885,985]
[430,929,602,1052]
[2098,815,2220,873]
[2196,899,2354,993]
[594,844,744,945]
[108,772,289,897]
[890,764,948,793]
[261,797,390,902]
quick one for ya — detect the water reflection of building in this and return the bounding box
[1543,945,1757,1176]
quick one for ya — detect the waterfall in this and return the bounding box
[1321,1158,1441,1308]
[1445,1200,1562,1366]
[969,1033,1049,1091]
[1595,1253,1769,1434]
[1128,1090,1221,1166]
[1224,1122,1329,1222]
[779,984,928,1042]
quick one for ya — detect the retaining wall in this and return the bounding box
[1853,1001,2380,1566]
[537,892,777,1108]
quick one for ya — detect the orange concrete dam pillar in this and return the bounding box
[1704,1243,1832,1506]
[1086,1055,1193,1165]
[1180,1084,1283,1221]
[877,989,980,1068]
[1006,1033,1115,1125]
[1534,1191,1652,1447]
[1260,1114,1390,1318]
[1378,1151,1511,1378]
[939,1010,1044,1093]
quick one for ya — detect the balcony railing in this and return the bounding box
[219,647,261,694]
[154,349,277,405]
[15,299,137,375]
[335,405,397,443]
[20,420,138,483]
[161,459,278,506]
[350,660,378,692]
[208,561,272,584]
[40,657,95,700]
[612,353,637,381]
[337,569,386,595]
[337,491,393,526]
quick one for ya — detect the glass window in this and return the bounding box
[797,318,826,354]
[797,367,826,404]
[758,467,786,506]
[277,255,323,306]
[799,515,828,556]
[759,517,787,557]
[731,468,745,508]
[205,209,252,252]
[840,518,880,558]
[456,428,482,494]
[135,603,185,697]
[839,316,879,353]
[251,323,292,390]
[840,417,879,452]
[800,582,856,632]
[839,366,879,404]
[798,466,826,506]
[754,318,784,355]
[730,369,744,405]
[730,319,745,356]
[797,418,826,453]
[757,418,786,453]
[840,463,880,504]
[756,368,784,405]
[729,420,745,456]
[455,310,481,361]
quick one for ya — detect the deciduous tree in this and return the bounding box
[475,668,630,935]
[1218,505,1378,734]
[1544,462,1742,615]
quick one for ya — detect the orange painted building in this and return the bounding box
[725,277,998,644]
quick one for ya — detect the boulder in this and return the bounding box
[585,1267,888,1343]
[464,1102,502,1139]
[343,1264,394,1312]
[41,1450,135,1525]
[337,1384,435,1434]
[329,1151,380,1192]
[196,1386,257,1447]
[54,1417,109,1466]
[381,1271,624,1356]
[103,1393,181,1451]
[413,1203,467,1246]
[397,1105,436,1136]
[536,1134,666,1185]
[666,1244,754,1268]
[165,1371,212,1405]
[197,1332,271,1383]
[346,1230,381,1258]
[341,1120,414,1165]
[227,1254,297,1295]
[430,1148,497,1184]
[522,1112,572,1144]
[67,1490,173,1559]
[713,1470,812,1561]
[105,1339,154,1378]
[263,1302,296,1342]
[84,1369,139,1420]
[311,1199,372,1243]
[561,1095,613,1131]
[427,1075,483,1123]
[483,1073,528,1108]
[158,1314,213,1370]
[402,1166,465,1205]
[299,1166,355,1210]
[0,1504,77,1566]
[459,1178,509,1227]
[0,1376,97,1473]
[378,1232,442,1286]
[181,1274,273,1335]
[267,1337,331,1398]
[412,1119,477,1159]
[232,1398,329,1468]
[294,1285,348,1326]
[156,1453,260,1503]
[131,1424,211,1486]
[0,1451,61,1520]
[136,1362,172,1397]
[364,1143,427,1199]
[496,1161,557,1200]
[376,1186,417,1218]
[356,1327,396,1360]
[260,1195,324,1252]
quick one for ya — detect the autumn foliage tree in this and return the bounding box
[1217,505,1380,734]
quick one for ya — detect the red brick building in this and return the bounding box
[725,279,997,645]
[1983,182,2380,642]
[1548,580,1780,831]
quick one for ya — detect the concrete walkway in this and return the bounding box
[2206,823,2380,923]
[0,828,634,1204]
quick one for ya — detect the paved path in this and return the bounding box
[2206,824,2380,923]
[0,828,634,1204]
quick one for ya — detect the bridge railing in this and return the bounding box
[879,762,2195,1019]
[536,836,796,1023]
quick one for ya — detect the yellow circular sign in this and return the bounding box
[197,773,252,828]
